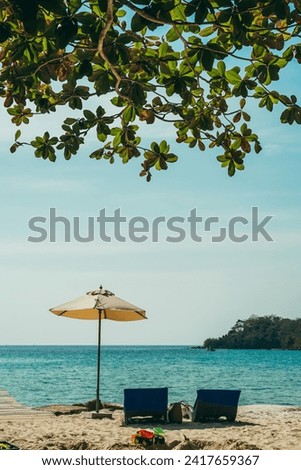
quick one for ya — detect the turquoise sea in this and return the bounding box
[0,346,300,407]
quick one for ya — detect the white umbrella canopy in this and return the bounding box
[50,286,147,412]
[50,288,147,321]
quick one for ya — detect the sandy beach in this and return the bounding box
[1,404,300,450]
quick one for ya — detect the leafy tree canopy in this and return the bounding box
[0,0,301,180]
[203,315,301,349]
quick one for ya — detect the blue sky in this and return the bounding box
[0,59,300,346]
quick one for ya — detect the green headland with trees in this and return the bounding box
[203,315,301,349]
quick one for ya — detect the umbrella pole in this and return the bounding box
[96,310,102,412]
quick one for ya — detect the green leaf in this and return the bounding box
[282,46,294,60]
[90,149,103,159]
[68,0,82,13]
[130,0,150,4]
[294,107,301,124]
[15,129,21,140]
[170,3,187,21]
[96,106,106,118]
[131,13,146,32]
[55,17,78,49]
[123,106,136,124]
[166,27,179,42]
[274,0,290,20]
[254,141,262,154]
[225,67,241,85]
[201,50,215,71]
[200,25,215,37]
[252,43,266,59]
[280,108,290,123]
[151,142,160,154]
[241,138,251,153]
[83,110,96,121]
[159,140,169,153]
[64,118,77,125]
[217,61,226,76]
[195,4,208,24]
[38,0,67,15]
[166,153,178,163]
[75,12,97,25]
[158,41,169,59]
[237,0,258,11]
[228,161,236,177]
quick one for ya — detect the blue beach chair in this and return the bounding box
[124,387,168,425]
[192,389,241,422]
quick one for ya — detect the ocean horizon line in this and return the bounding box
[0,344,300,349]
[0,343,195,347]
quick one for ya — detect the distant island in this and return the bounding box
[203,315,301,350]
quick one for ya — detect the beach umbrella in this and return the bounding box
[50,285,147,413]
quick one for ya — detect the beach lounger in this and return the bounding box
[124,387,168,425]
[192,389,241,422]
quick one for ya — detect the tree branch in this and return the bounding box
[122,0,172,26]
[97,0,130,102]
